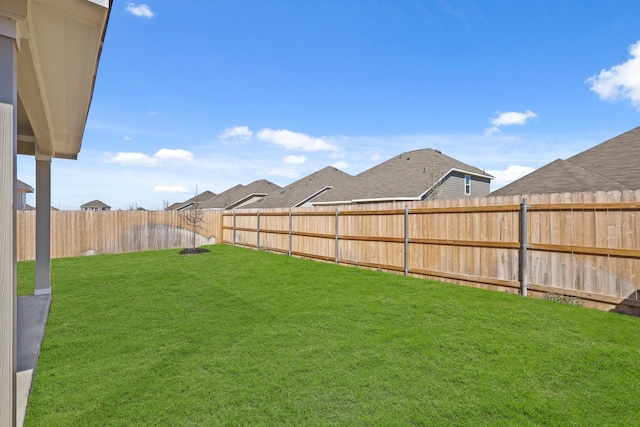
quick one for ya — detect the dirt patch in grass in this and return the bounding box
[179,247,211,255]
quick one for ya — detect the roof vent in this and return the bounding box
[435,149,442,154]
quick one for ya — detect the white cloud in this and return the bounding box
[154,148,194,161]
[153,185,189,194]
[123,136,132,141]
[257,128,338,151]
[265,168,300,179]
[148,111,158,116]
[126,3,154,18]
[282,155,306,165]
[586,40,640,109]
[219,126,253,140]
[486,110,537,135]
[105,152,159,167]
[487,165,535,189]
[105,148,193,167]
[332,161,349,170]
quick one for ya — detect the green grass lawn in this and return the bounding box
[18,245,640,426]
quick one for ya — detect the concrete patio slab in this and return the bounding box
[17,294,51,427]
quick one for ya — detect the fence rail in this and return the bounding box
[222,190,640,315]
[17,210,223,261]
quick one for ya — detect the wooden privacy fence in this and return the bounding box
[17,210,223,261]
[222,190,640,315]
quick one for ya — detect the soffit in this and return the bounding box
[11,0,110,159]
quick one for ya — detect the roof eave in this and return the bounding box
[14,0,111,160]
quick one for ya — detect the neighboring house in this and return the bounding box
[168,190,217,211]
[311,148,493,206]
[25,205,59,211]
[16,179,34,210]
[200,180,281,210]
[81,200,111,211]
[244,167,354,209]
[491,126,640,196]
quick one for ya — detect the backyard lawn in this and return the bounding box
[18,244,640,426]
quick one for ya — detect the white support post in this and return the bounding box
[34,153,51,295]
[0,19,19,427]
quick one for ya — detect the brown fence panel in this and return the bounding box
[17,210,222,261]
[222,191,640,314]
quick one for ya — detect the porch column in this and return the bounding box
[34,153,51,295]
[0,16,19,427]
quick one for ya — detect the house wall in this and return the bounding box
[436,172,490,200]
[16,191,26,210]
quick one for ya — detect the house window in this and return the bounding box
[464,174,471,195]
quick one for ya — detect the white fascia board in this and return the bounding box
[311,200,353,206]
[293,186,333,208]
[352,197,422,203]
[225,193,267,210]
[450,167,494,179]
[87,0,110,8]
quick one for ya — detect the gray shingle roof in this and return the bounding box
[170,190,217,211]
[200,180,281,210]
[491,126,640,196]
[312,148,492,204]
[244,167,354,209]
[81,200,110,209]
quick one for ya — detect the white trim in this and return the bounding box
[311,200,353,206]
[225,193,267,210]
[0,16,17,40]
[294,186,333,207]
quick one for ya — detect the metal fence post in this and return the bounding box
[232,210,236,245]
[256,211,260,249]
[335,209,339,264]
[288,209,292,257]
[404,205,409,276]
[520,199,528,297]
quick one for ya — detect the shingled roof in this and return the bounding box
[312,148,492,204]
[169,190,217,211]
[200,180,281,210]
[244,167,354,209]
[491,126,640,196]
[80,200,111,210]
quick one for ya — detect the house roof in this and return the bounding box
[16,179,34,193]
[200,180,281,210]
[244,167,354,209]
[170,190,217,211]
[491,126,640,196]
[312,148,493,204]
[81,199,110,209]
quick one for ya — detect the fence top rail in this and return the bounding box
[409,205,520,214]
[527,202,640,212]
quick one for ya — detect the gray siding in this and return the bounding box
[434,172,490,200]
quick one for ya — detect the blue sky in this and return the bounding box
[17,0,640,210]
